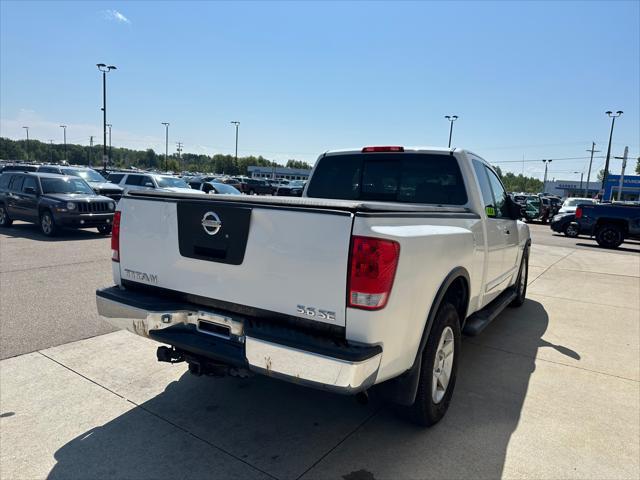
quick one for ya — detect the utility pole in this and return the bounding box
[22,126,29,161]
[601,110,623,195]
[89,136,94,166]
[614,146,629,202]
[445,115,458,148]
[585,142,600,197]
[59,125,67,160]
[161,122,170,171]
[230,121,240,162]
[176,142,183,172]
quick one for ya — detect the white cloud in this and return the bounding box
[103,9,131,24]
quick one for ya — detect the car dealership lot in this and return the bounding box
[1,221,639,479]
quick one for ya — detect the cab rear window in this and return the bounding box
[306,153,468,205]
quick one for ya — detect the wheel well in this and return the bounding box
[39,207,52,217]
[441,276,469,327]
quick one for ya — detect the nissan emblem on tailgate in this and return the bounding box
[201,211,222,235]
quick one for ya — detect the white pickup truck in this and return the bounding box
[96,146,530,426]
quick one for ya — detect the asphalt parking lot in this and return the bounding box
[1,221,639,479]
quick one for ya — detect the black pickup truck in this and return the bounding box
[573,203,640,248]
[0,172,117,236]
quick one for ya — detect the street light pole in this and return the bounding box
[601,110,623,195]
[542,159,552,193]
[60,125,68,160]
[161,123,170,171]
[445,115,458,148]
[106,124,112,165]
[49,140,54,163]
[22,126,29,161]
[573,171,584,192]
[97,64,117,170]
[230,121,240,162]
[585,142,600,197]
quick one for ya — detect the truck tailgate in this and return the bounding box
[116,195,353,327]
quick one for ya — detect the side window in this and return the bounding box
[125,175,142,186]
[108,173,124,183]
[22,176,38,193]
[141,176,155,187]
[0,174,12,189]
[472,160,496,217]
[9,175,24,192]
[485,168,508,218]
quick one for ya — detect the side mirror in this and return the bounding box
[506,196,522,220]
[143,182,155,188]
[24,187,37,195]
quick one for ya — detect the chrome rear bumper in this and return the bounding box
[96,288,381,394]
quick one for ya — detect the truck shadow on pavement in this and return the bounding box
[0,223,108,242]
[47,299,579,480]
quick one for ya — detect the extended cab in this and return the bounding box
[96,146,530,426]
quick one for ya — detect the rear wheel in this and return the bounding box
[407,303,460,427]
[40,210,57,237]
[97,225,112,235]
[0,205,13,227]
[595,224,624,249]
[564,223,579,238]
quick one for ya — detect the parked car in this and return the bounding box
[189,181,241,195]
[275,179,306,196]
[237,178,272,195]
[219,178,242,190]
[573,203,640,248]
[558,197,596,214]
[550,213,585,237]
[0,172,116,236]
[114,173,205,195]
[37,165,124,202]
[96,145,530,427]
[522,195,554,223]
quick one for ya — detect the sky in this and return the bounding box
[1,0,638,181]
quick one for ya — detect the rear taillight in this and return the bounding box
[361,146,404,153]
[348,236,400,310]
[575,207,582,219]
[111,211,121,262]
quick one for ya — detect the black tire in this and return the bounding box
[407,303,461,427]
[40,210,57,237]
[595,224,624,249]
[0,204,13,227]
[509,246,529,307]
[248,189,255,195]
[97,225,112,235]
[564,223,579,238]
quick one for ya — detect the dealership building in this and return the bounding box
[545,175,640,201]
[247,165,312,181]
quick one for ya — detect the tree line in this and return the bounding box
[0,137,313,175]
[492,166,544,193]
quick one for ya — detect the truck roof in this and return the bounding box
[324,146,460,156]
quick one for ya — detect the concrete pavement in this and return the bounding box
[1,225,639,479]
